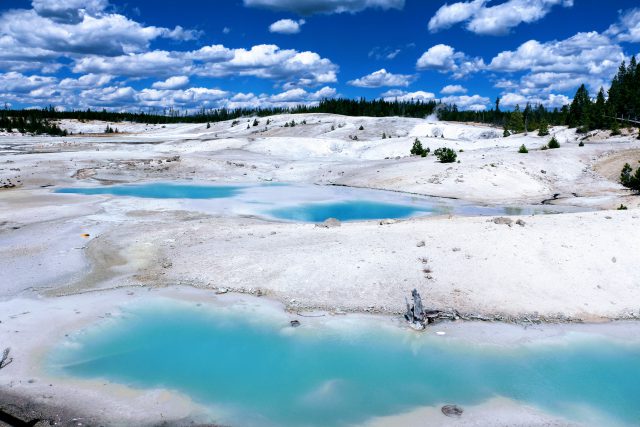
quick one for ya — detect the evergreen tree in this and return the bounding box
[538,120,549,136]
[507,106,525,133]
[592,88,606,130]
[567,84,591,129]
[547,136,560,149]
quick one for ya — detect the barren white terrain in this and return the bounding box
[1,113,640,425]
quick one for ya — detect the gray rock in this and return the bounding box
[492,217,513,226]
[441,405,463,418]
[416,240,426,247]
[516,219,526,227]
[316,218,341,228]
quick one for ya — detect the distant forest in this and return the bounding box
[1,58,638,136]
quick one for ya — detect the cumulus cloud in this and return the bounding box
[59,73,112,89]
[441,94,490,111]
[0,71,56,93]
[152,76,190,90]
[427,0,486,33]
[440,84,467,95]
[416,44,484,79]
[348,69,415,88]
[428,0,573,36]
[73,51,190,77]
[197,45,338,88]
[381,89,435,102]
[488,32,624,95]
[0,2,201,69]
[606,8,640,43]
[499,92,570,109]
[269,19,305,34]
[31,0,109,24]
[0,68,337,110]
[243,0,404,15]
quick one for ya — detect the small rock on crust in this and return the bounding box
[290,320,301,327]
[316,218,341,228]
[441,404,464,418]
[379,219,397,225]
[416,240,426,247]
[492,217,513,226]
[515,219,526,227]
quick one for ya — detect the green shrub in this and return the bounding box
[538,120,549,136]
[359,125,364,130]
[518,144,528,153]
[541,145,548,151]
[503,129,510,137]
[434,147,457,163]
[617,204,628,210]
[547,137,560,149]
[620,163,640,192]
[611,121,621,136]
[410,138,428,156]
[578,141,584,147]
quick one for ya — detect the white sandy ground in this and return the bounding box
[1,114,640,424]
[1,286,639,427]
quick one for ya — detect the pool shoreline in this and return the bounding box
[2,286,640,427]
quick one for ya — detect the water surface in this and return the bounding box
[56,183,242,199]
[55,182,588,222]
[50,301,640,427]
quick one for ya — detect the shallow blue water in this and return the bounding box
[50,302,640,427]
[55,182,586,222]
[267,200,431,221]
[56,183,243,199]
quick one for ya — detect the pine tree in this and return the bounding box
[567,84,591,129]
[592,88,606,130]
[538,120,549,136]
[621,163,633,187]
[507,106,525,133]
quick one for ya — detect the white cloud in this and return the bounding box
[429,0,573,36]
[500,92,570,109]
[243,0,404,15]
[441,94,490,111]
[0,4,201,68]
[71,44,338,88]
[606,8,640,43]
[416,44,484,79]
[73,50,190,77]
[488,32,625,96]
[348,69,415,88]
[428,0,486,33]
[152,76,190,90]
[59,73,112,89]
[269,19,305,34]
[197,45,338,88]
[440,84,467,95]
[381,89,435,102]
[0,71,56,93]
[31,0,109,23]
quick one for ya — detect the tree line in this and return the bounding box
[0,99,439,135]
[0,57,638,136]
[440,57,640,135]
[0,109,67,136]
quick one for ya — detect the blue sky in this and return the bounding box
[0,0,639,111]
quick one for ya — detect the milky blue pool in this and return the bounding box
[50,301,640,427]
[267,200,431,221]
[56,183,243,199]
[55,182,586,222]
